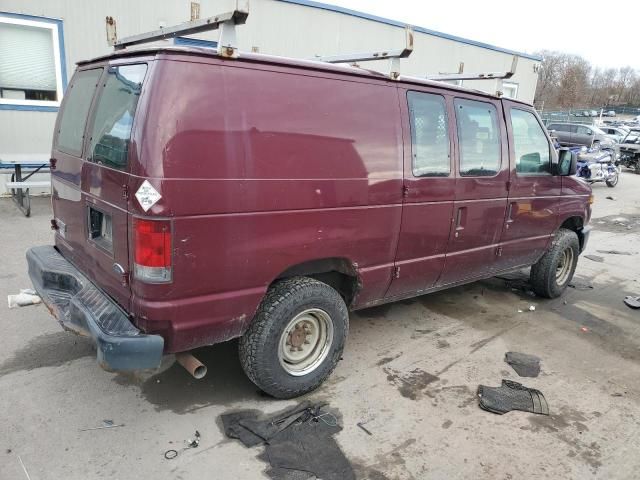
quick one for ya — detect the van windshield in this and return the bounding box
[88,64,147,170]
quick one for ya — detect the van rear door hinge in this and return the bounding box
[393,266,401,279]
[122,184,129,200]
[402,185,409,198]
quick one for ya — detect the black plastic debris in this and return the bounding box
[568,282,594,290]
[624,296,640,309]
[477,380,549,415]
[221,403,355,480]
[584,255,605,263]
[597,249,633,256]
[504,352,541,377]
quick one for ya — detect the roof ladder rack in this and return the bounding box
[426,55,518,96]
[313,26,414,79]
[111,1,249,58]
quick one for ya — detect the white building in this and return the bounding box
[0,0,541,192]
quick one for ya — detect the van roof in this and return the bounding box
[78,46,533,107]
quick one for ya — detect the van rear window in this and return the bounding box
[56,69,102,156]
[88,64,147,170]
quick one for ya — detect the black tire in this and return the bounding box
[530,228,580,298]
[238,277,349,399]
[606,173,618,187]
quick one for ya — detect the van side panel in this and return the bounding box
[132,57,403,352]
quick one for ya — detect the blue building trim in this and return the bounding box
[174,37,217,48]
[276,0,543,62]
[0,11,68,112]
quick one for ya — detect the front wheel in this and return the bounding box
[530,228,580,298]
[606,171,619,187]
[238,277,349,399]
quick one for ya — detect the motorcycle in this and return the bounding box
[571,145,620,188]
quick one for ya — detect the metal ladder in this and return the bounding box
[109,2,518,92]
[109,1,249,58]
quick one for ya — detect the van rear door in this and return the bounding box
[52,63,148,312]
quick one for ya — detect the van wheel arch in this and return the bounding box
[559,216,587,251]
[274,257,361,308]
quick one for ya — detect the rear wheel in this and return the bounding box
[530,228,579,298]
[238,277,349,399]
[606,171,619,187]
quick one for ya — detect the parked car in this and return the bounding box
[619,133,640,173]
[547,122,619,148]
[25,45,593,398]
[598,126,627,143]
[605,110,616,117]
[590,110,598,117]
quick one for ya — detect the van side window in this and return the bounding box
[454,99,501,176]
[510,109,551,175]
[407,91,450,177]
[88,64,147,170]
[56,69,102,156]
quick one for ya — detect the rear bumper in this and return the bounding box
[26,245,164,371]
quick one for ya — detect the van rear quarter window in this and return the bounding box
[88,64,147,170]
[407,91,450,177]
[454,98,501,177]
[56,69,102,156]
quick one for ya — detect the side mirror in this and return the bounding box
[556,148,577,176]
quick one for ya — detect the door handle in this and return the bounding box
[454,207,466,238]
[505,202,517,230]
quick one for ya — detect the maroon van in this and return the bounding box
[26,46,592,398]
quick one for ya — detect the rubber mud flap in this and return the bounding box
[477,380,549,415]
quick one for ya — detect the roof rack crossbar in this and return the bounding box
[313,26,413,79]
[112,2,248,58]
[425,56,518,96]
[426,55,518,82]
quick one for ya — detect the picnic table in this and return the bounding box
[0,154,51,217]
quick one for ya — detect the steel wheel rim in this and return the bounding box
[278,308,334,376]
[556,247,574,285]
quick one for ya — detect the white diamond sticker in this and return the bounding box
[135,180,162,212]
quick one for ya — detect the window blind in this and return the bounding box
[0,21,57,92]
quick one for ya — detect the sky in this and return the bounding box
[325,0,640,70]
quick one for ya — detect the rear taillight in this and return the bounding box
[133,218,172,283]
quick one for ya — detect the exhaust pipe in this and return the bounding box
[175,353,207,379]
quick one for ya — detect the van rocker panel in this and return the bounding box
[26,245,164,371]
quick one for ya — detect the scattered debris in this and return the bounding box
[356,421,373,436]
[517,309,523,313]
[597,250,634,256]
[505,352,541,377]
[221,402,354,480]
[7,289,41,309]
[584,255,605,263]
[528,305,536,312]
[477,380,549,416]
[568,282,594,290]
[581,327,589,333]
[605,196,616,200]
[623,296,640,310]
[17,455,32,480]
[79,419,125,431]
[164,430,201,460]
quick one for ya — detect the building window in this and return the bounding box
[0,13,66,110]
[502,82,518,99]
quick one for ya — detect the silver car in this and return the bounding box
[547,122,617,148]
